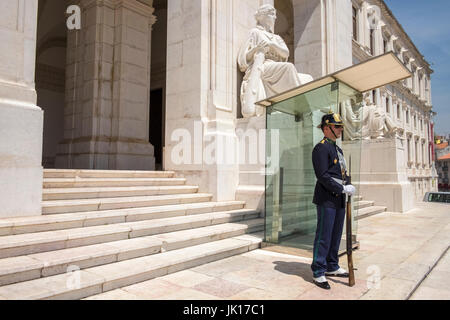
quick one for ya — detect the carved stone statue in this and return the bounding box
[361,94,398,139]
[238,4,313,118]
[341,99,362,141]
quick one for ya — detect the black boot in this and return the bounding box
[325,268,349,278]
[313,276,331,290]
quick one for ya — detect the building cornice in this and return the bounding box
[374,0,433,74]
[390,80,432,113]
[352,43,432,114]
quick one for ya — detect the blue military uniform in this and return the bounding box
[311,114,350,283]
[312,138,347,209]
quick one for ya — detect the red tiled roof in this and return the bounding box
[438,153,450,161]
[436,142,449,150]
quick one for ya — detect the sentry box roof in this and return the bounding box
[256,52,412,107]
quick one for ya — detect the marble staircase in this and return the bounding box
[354,195,387,220]
[0,169,263,300]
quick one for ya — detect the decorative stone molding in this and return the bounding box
[211,0,234,114]
[392,95,398,104]
[373,0,433,76]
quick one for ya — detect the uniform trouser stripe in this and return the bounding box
[313,207,325,267]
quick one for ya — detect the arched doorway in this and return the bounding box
[150,0,167,171]
[36,0,167,171]
[36,0,67,168]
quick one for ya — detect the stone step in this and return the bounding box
[0,219,263,286]
[42,186,199,201]
[355,206,387,220]
[235,185,265,211]
[354,195,363,202]
[0,201,246,236]
[0,209,260,259]
[0,235,263,300]
[42,193,213,215]
[238,171,265,186]
[279,219,317,238]
[43,178,187,189]
[354,200,375,210]
[43,169,175,179]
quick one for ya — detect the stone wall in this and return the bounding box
[164,0,270,202]
[0,0,43,218]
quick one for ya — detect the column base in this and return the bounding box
[0,101,43,218]
[356,138,414,212]
[357,182,414,213]
[55,139,155,170]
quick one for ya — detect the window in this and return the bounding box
[415,140,418,163]
[397,104,401,119]
[422,143,425,164]
[406,110,410,124]
[372,90,376,105]
[428,146,431,166]
[384,39,388,53]
[352,6,358,41]
[407,138,411,163]
[370,29,375,55]
[386,97,390,113]
[428,193,450,203]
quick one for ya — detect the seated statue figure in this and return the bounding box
[341,99,362,141]
[238,4,313,118]
[361,94,398,139]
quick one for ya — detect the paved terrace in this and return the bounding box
[86,202,450,300]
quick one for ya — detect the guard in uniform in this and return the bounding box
[311,112,356,290]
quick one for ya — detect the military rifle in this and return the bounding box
[346,156,356,287]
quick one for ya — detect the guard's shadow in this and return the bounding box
[272,261,314,285]
[272,261,348,285]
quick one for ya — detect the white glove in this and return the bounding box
[342,184,356,196]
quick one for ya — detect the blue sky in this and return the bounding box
[385,0,450,136]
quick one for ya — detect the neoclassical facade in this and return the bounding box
[0,0,436,218]
[351,0,436,211]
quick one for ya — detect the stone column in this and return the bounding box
[0,0,43,218]
[56,0,157,170]
[164,0,266,203]
[164,0,209,193]
[204,0,241,202]
[419,72,425,100]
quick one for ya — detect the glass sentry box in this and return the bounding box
[258,52,412,252]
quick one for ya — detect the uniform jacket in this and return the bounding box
[312,138,349,209]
